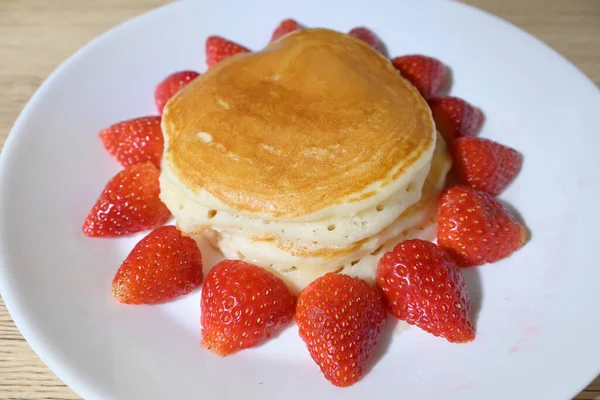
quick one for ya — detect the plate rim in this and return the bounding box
[0,1,599,399]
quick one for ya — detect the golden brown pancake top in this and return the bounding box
[163,28,434,219]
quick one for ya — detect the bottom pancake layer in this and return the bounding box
[187,133,451,293]
[197,201,438,294]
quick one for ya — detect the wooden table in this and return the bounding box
[0,0,599,398]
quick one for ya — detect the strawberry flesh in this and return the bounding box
[271,19,303,42]
[112,225,203,304]
[99,116,164,169]
[452,136,523,195]
[437,186,528,267]
[82,162,171,237]
[428,96,484,143]
[155,70,200,115]
[391,55,447,100]
[201,260,295,356]
[377,239,475,343]
[296,273,387,387]
[206,36,250,68]
[348,27,384,53]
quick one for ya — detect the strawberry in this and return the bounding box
[296,273,387,387]
[452,137,523,195]
[82,163,171,237]
[155,70,200,115]
[377,239,474,343]
[348,27,384,53]
[437,186,528,267]
[271,18,303,42]
[99,116,163,169]
[391,55,446,100]
[205,36,250,68]
[201,260,295,356]
[428,96,484,143]
[112,226,203,304]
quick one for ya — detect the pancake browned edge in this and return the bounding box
[205,132,451,293]
[159,28,441,292]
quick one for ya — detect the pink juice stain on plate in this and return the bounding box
[508,325,539,354]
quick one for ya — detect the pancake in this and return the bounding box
[161,28,435,222]
[160,161,429,248]
[197,132,451,293]
[160,28,443,293]
[204,205,437,294]
[197,131,450,261]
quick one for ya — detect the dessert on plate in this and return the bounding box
[159,28,451,292]
[83,20,527,388]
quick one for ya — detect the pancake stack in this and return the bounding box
[159,29,451,292]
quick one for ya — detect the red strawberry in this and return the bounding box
[112,226,203,304]
[437,186,528,267]
[201,260,295,356]
[155,70,200,115]
[452,137,523,195]
[82,163,171,237]
[205,36,250,68]
[271,18,303,42]
[99,116,163,169]
[377,239,474,343]
[428,96,484,143]
[391,55,446,100]
[348,27,384,53]
[296,273,387,387]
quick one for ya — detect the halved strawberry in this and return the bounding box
[296,273,387,387]
[428,96,484,143]
[201,260,295,356]
[82,163,171,237]
[348,27,384,53]
[112,226,203,304]
[452,137,523,195]
[155,70,200,115]
[437,186,528,267]
[206,36,250,68]
[271,19,303,42]
[377,239,475,343]
[99,116,163,169]
[391,55,447,100]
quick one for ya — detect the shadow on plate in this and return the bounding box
[461,266,483,328]
[364,317,400,375]
[442,65,454,97]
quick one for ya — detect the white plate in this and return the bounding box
[1,0,599,399]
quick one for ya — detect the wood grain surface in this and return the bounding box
[0,0,599,399]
